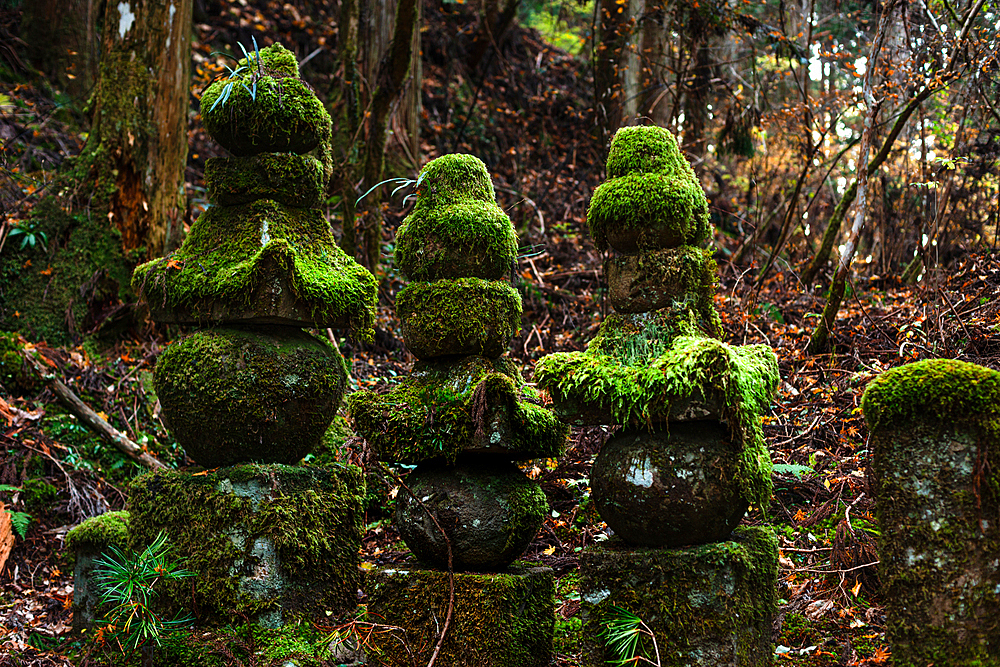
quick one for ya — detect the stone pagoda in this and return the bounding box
[123,42,376,629]
[349,153,567,666]
[534,125,780,666]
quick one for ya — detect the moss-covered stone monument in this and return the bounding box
[349,154,567,666]
[862,359,1000,666]
[108,43,376,631]
[534,126,779,666]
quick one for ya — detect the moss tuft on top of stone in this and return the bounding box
[66,510,130,553]
[394,154,516,281]
[237,41,298,79]
[588,126,710,252]
[862,358,1000,434]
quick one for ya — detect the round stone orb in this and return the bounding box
[155,325,347,468]
[395,457,547,571]
[591,421,748,547]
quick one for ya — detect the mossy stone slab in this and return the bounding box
[205,153,324,208]
[592,423,748,547]
[588,126,710,253]
[133,199,377,336]
[397,278,522,359]
[201,43,330,157]
[605,246,716,314]
[366,564,554,667]
[862,359,1000,665]
[127,463,364,627]
[66,510,130,632]
[535,329,777,510]
[579,526,778,667]
[348,356,567,464]
[395,457,548,570]
[155,326,347,468]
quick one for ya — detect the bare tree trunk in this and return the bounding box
[22,0,103,102]
[594,0,631,150]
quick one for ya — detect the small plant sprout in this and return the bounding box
[93,531,195,655]
[208,36,264,112]
[599,605,661,667]
[5,221,48,252]
[355,171,426,207]
[0,484,30,539]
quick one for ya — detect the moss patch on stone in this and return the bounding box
[0,331,35,395]
[66,510,130,554]
[862,359,1000,665]
[126,463,364,625]
[201,45,330,157]
[348,355,567,464]
[205,153,324,208]
[410,153,496,206]
[397,278,522,359]
[534,324,777,509]
[588,126,710,252]
[366,564,554,667]
[605,245,716,314]
[154,326,347,467]
[578,526,778,667]
[132,200,377,337]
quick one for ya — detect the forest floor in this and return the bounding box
[3,1,1000,666]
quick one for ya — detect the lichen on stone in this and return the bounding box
[394,154,517,281]
[587,126,710,252]
[396,278,522,359]
[605,245,717,314]
[348,355,567,464]
[132,199,377,337]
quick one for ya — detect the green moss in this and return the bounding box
[205,153,324,207]
[0,331,35,395]
[239,41,299,78]
[201,44,331,158]
[411,153,496,206]
[132,200,377,338]
[605,245,717,314]
[66,510,130,553]
[579,526,778,667]
[587,125,710,252]
[154,326,347,467]
[21,478,59,509]
[395,200,518,281]
[126,463,364,625]
[862,359,1000,435]
[534,327,777,509]
[366,564,554,667]
[397,278,522,359]
[348,355,567,464]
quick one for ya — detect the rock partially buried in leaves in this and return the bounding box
[394,154,517,281]
[201,43,330,156]
[591,422,748,546]
[397,278,522,359]
[395,457,548,570]
[155,326,347,468]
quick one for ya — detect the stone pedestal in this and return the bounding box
[578,526,777,667]
[863,359,1000,665]
[366,564,554,667]
[65,510,130,631]
[126,463,364,627]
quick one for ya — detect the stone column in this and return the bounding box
[862,358,1000,665]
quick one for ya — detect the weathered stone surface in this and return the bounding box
[65,510,130,632]
[579,526,778,667]
[592,422,747,547]
[127,463,364,626]
[397,278,521,359]
[205,153,324,208]
[605,246,715,314]
[155,326,347,467]
[366,564,554,667]
[862,359,1000,665]
[395,457,548,571]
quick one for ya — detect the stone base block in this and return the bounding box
[127,463,364,627]
[579,526,777,667]
[366,564,554,667]
[65,510,131,631]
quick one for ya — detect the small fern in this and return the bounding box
[0,485,30,539]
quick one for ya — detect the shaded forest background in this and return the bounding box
[1,0,1000,664]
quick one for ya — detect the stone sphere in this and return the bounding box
[395,457,547,571]
[155,326,347,467]
[591,422,747,547]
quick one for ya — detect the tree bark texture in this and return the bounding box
[21,0,103,102]
[594,0,631,151]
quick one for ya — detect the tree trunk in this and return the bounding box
[594,0,631,150]
[21,0,103,102]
